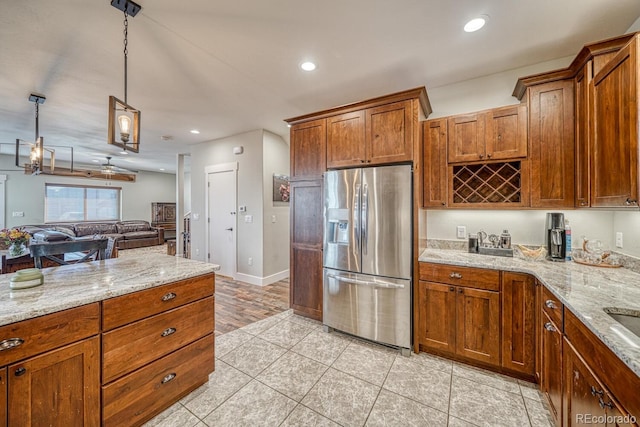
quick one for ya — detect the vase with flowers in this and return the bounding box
[0,228,31,257]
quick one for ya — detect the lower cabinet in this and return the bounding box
[8,336,101,427]
[501,272,536,377]
[541,310,563,426]
[0,367,5,427]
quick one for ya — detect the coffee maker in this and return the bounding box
[545,213,566,262]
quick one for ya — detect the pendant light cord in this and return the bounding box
[123,10,129,104]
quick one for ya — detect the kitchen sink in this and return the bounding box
[603,307,640,337]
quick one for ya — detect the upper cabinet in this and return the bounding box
[422,119,448,207]
[591,35,639,208]
[574,61,592,208]
[290,118,327,179]
[327,111,365,168]
[448,105,527,163]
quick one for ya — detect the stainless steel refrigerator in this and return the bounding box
[323,164,412,351]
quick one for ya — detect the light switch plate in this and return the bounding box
[245,215,253,223]
[456,225,466,239]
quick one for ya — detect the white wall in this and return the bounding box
[0,154,175,226]
[190,129,290,284]
[613,212,640,257]
[262,131,290,278]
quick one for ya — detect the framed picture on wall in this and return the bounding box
[273,174,290,203]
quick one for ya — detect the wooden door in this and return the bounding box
[8,336,100,427]
[290,179,324,320]
[529,80,575,208]
[485,104,528,160]
[447,113,485,163]
[501,272,535,376]
[563,338,607,426]
[290,119,326,179]
[417,281,456,355]
[366,100,413,165]
[575,62,592,207]
[541,311,563,426]
[327,111,366,168]
[0,367,5,427]
[592,36,639,207]
[455,287,500,366]
[422,120,448,207]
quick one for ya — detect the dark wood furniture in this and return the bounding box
[422,119,448,208]
[540,285,564,426]
[501,272,536,376]
[286,88,431,321]
[152,202,177,240]
[29,239,108,268]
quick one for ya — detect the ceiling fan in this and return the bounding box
[101,156,138,175]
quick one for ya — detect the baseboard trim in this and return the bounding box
[234,269,289,286]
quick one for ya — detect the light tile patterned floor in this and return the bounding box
[145,310,554,427]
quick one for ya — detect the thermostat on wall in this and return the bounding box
[239,205,247,213]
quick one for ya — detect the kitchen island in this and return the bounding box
[419,248,640,425]
[0,254,218,426]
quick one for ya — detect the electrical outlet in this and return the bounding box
[271,215,277,223]
[195,248,200,256]
[616,232,623,248]
[248,257,253,266]
[456,225,466,239]
[244,215,253,223]
[12,211,24,217]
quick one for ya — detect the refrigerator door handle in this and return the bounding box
[362,183,368,255]
[327,273,405,289]
[354,184,361,249]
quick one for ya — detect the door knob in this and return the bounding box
[225,227,233,231]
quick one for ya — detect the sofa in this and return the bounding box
[22,220,164,250]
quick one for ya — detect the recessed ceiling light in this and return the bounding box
[120,150,128,155]
[300,61,316,71]
[92,159,100,163]
[159,168,165,171]
[190,129,200,134]
[464,15,488,32]
[287,124,292,128]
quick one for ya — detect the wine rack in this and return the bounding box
[452,161,523,205]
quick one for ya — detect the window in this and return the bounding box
[45,184,121,222]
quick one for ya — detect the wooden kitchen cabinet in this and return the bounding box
[417,263,501,367]
[528,80,575,208]
[575,61,592,208]
[447,105,527,163]
[501,272,536,377]
[8,337,100,427]
[290,179,324,321]
[327,100,414,167]
[591,35,639,207]
[422,119,448,207]
[541,310,563,426]
[563,338,633,427]
[290,119,326,179]
[0,367,6,427]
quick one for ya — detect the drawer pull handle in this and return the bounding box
[161,373,176,384]
[544,322,556,332]
[14,367,26,377]
[449,287,455,292]
[598,397,613,410]
[590,386,603,397]
[161,292,177,302]
[449,272,463,279]
[545,300,557,309]
[0,338,24,351]
[161,327,177,337]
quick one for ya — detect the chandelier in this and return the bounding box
[108,0,142,153]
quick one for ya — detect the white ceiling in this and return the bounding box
[1,0,639,173]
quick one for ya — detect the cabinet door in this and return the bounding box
[417,281,456,355]
[290,179,324,320]
[0,367,5,427]
[291,119,326,178]
[8,336,100,427]
[501,272,535,376]
[485,105,528,161]
[447,113,485,163]
[575,62,592,207]
[563,338,607,426]
[366,100,413,165]
[529,80,575,208]
[592,36,639,207]
[422,120,448,207]
[327,111,366,168]
[541,311,563,426]
[455,287,500,366]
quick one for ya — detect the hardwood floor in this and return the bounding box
[215,275,290,335]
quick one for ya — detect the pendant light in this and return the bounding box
[108,0,142,153]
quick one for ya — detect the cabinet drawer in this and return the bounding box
[102,334,214,427]
[0,303,100,367]
[102,297,214,383]
[419,263,500,291]
[102,273,214,330]
[541,285,563,328]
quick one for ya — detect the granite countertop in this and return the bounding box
[419,248,640,378]
[0,254,219,327]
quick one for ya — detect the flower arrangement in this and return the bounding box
[0,228,31,256]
